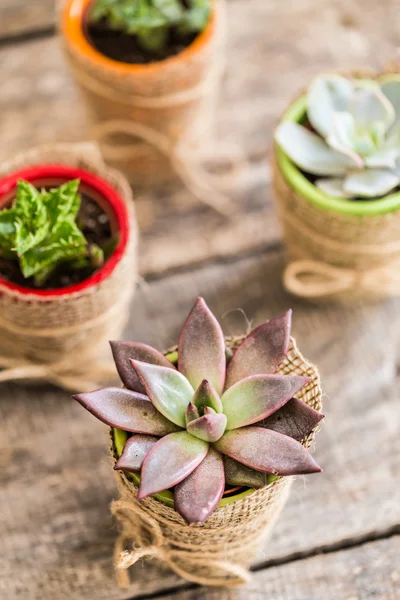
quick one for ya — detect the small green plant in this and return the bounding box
[0,179,104,286]
[89,0,211,53]
[275,75,400,199]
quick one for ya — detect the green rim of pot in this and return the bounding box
[276,74,400,217]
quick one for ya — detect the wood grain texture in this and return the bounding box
[1,249,400,599]
[1,0,400,277]
[0,0,55,38]
[166,536,400,600]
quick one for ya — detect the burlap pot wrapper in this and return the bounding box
[272,71,400,302]
[60,0,227,193]
[0,142,138,392]
[110,336,323,588]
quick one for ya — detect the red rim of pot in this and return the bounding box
[0,164,130,298]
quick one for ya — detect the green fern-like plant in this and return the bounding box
[89,0,211,53]
[0,179,104,287]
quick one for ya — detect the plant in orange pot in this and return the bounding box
[60,0,225,186]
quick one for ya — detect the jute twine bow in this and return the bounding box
[280,210,400,299]
[111,499,252,588]
[284,259,400,299]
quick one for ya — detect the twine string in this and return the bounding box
[279,208,400,298]
[92,120,232,216]
[284,259,400,298]
[111,499,251,588]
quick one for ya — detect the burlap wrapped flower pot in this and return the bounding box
[273,71,400,301]
[0,143,138,391]
[73,300,323,588]
[60,0,225,186]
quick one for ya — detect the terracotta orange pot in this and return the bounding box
[60,0,225,185]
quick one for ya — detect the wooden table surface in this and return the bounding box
[1,1,400,599]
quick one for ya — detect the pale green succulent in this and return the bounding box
[275,75,400,199]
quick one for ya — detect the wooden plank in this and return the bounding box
[1,248,400,599]
[1,0,400,277]
[166,536,400,599]
[0,0,54,38]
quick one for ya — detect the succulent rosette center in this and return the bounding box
[73,297,323,524]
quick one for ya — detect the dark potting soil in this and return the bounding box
[0,195,114,291]
[87,20,197,65]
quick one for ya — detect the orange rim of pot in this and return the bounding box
[62,0,216,76]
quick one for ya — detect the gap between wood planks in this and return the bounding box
[0,25,55,48]
[123,526,400,600]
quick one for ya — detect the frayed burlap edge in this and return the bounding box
[272,70,400,301]
[110,335,323,588]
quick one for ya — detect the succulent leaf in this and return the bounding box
[185,402,200,425]
[214,427,322,476]
[137,432,209,499]
[175,447,225,524]
[186,412,227,442]
[315,177,349,198]
[73,388,180,435]
[275,121,360,175]
[259,397,324,441]
[381,78,400,125]
[130,360,194,428]
[110,341,175,393]
[343,169,400,198]
[307,75,354,138]
[192,378,223,413]
[222,374,310,430]
[178,297,226,395]
[349,86,394,130]
[224,456,267,489]
[225,310,292,388]
[115,434,158,472]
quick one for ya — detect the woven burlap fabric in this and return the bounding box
[110,336,323,587]
[0,143,138,367]
[60,1,225,185]
[272,70,400,300]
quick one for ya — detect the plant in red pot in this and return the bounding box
[0,147,137,392]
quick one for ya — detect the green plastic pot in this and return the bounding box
[275,74,400,217]
[112,350,276,510]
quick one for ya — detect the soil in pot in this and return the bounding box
[0,194,115,291]
[85,1,201,65]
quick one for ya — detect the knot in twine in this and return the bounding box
[284,259,400,299]
[280,209,400,299]
[111,499,252,588]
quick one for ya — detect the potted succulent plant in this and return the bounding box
[60,0,224,185]
[273,72,400,300]
[73,297,323,587]
[0,145,137,391]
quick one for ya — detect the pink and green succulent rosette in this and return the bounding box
[74,298,323,524]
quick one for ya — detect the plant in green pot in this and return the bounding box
[73,297,323,586]
[273,72,400,300]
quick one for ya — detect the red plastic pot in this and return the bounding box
[0,164,131,297]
